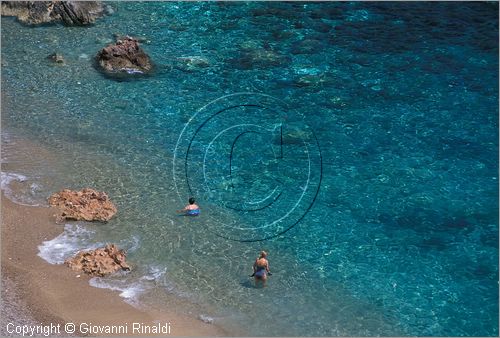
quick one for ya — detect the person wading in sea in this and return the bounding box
[177,197,200,216]
[252,251,271,287]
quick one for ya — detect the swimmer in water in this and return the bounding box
[252,251,271,287]
[177,197,200,216]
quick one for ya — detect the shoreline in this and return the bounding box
[0,193,231,337]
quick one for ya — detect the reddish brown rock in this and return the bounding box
[65,244,130,277]
[96,36,153,76]
[48,188,117,222]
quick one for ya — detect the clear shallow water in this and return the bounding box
[1,1,498,336]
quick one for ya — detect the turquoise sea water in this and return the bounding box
[1,2,498,336]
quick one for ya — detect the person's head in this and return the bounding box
[188,197,195,205]
[259,251,267,259]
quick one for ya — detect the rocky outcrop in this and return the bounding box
[96,36,153,77]
[48,188,117,222]
[65,244,130,277]
[1,1,105,26]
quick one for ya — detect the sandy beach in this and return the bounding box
[0,193,230,337]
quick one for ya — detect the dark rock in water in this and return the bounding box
[96,36,153,78]
[291,38,324,55]
[271,28,296,41]
[311,21,332,33]
[471,264,495,279]
[481,231,499,249]
[442,217,470,229]
[273,78,295,90]
[293,21,305,29]
[250,6,301,19]
[293,74,330,88]
[1,1,105,26]
[53,1,104,25]
[47,52,65,64]
[419,236,452,250]
[227,43,290,70]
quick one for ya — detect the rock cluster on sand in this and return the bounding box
[48,188,117,222]
[1,1,105,26]
[96,36,153,76]
[65,244,130,277]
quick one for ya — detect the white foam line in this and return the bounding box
[1,171,28,188]
[89,266,167,306]
[37,224,99,264]
[0,171,45,207]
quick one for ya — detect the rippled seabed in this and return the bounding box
[1,1,498,336]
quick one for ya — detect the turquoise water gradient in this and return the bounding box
[1,2,498,336]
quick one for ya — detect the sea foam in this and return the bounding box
[89,266,167,306]
[1,171,45,206]
[37,224,102,264]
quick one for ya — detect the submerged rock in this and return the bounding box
[96,36,153,77]
[290,38,324,55]
[294,74,329,87]
[65,244,130,277]
[174,56,211,72]
[282,129,314,145]
[1,1,105,26]
[48,188,117,222]
[227,43,290,70]
[47,52,65,64]
[96,36,113,45]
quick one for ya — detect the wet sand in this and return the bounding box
[1,194,230,336]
